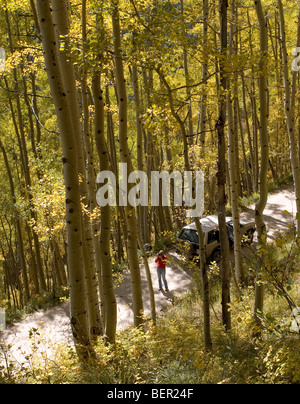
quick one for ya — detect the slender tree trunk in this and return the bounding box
[238,101,253,195]
[130,50,156,324]
[112,0,144,327]
[51,0,102,338]
[0,140,30,303]
[227,0,243,285]
[93,73,117,343]
[217,0,231,332]
[36,0,92,359]
[247,10,259,193]
[253,0,269,324]
[157,69,190,172]
[105,84,128,262]
[80,0,104,337]
[180,0,194,145]
[195,218,212,351]
[26,224,40,295]
[278,0,300,236]
[143,69,155,239]
[240,74,254,194]
[5,10,46,292]
[137,230,156,325]
[198,0,209,149]
[131,51,148,244]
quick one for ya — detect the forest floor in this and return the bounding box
[0,185,297,366]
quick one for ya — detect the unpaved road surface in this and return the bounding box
[241,186,297,239]
[0,186,296,365]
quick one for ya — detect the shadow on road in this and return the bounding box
[241,186,296,240]
[115,250,195,329]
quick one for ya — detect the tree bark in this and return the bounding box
[51,0,102,338]
[93,73,117,343]
[253,0,269,323]
[227,0,243,285]
[217,0,231,332]
[5,10,46,292]
[36,0,92,359]
[198,0,209,149]
[131,51,148,244]
[195,218,212,351]
[0,139,30,303]
[111,0,144,328]
[277,0,300,236]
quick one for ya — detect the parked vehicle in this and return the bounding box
[176,216,221,263]
[200,215,256,247]
[176,215,256,263]
[226,218,256,246]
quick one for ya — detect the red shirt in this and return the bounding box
[155,255,167,269]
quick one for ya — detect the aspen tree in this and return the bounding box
[180,0,194,145]
[92,73,117,343]
[240,73,254,194]
[198,0,209,148]
[137,230,156,325]
[5,10,46,292]
[130,42,156,324]
[247,10,259,193]
[131,41,147,244]
[81,6,106,333]
[51,0,102,338]
[80,0,105,337]
[277,0,300,236]
[142,68,155,242]
[105,85,129,262]
[0,139,30,303]
[111,0,144,327]
[227,0,243,285]
[217,0,231,332]
[195,218,212,351]
[253,0,269,323]
[157,69,190,172]
[36,0,92,358]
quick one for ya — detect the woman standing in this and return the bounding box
[155,251,169,292]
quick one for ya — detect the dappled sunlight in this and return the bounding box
[241,187,297,240]
[115,251,194,330]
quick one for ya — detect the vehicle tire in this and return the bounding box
[209,248,221,264]
[193,256,200,265]
[244,229,254,245]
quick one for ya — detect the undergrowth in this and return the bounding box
[1,232,300,384]
[3,287,70,326]
[1,286,300,384]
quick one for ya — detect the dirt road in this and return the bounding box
[241,186,296,239]
[0,186,296,365]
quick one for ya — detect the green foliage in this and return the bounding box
[2,267,300,385]
[260,340,300,384]
[1,0,300,383]
[238,193,260,211]
[4,287,69,325]
[153,230,177,253]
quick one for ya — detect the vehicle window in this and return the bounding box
[189,230,199,244]
[208,229,219,244]
[227,224,234,238]
[179,230,189,241]
[179,229,198,243]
